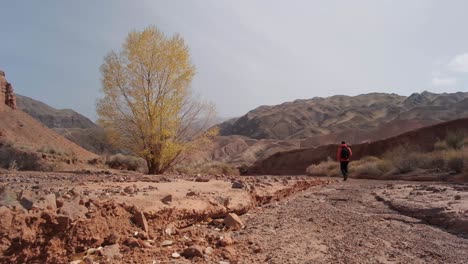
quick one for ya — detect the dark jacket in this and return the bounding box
[337,144,352,162]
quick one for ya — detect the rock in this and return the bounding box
[58,197,88,220]
[19,190,35,210]
[56,215,71,232]
[217,235,234,247]
[105,233,121,245]
[205,246,214,255]
[171,252,180,258]
[181,245,204,258]
[195,177,210,182]
[0,206,13,230]
[161,195,172,204]
[186,191,197,197]
[37,194,57,211]
[221,247,237,261]
[231,181,244,189]
[124,186,135,194]
[124,237,141,247]
[224,213,245,230]
[165,224,176,236]
[134,211,149,233]
[455,195,462,200]
[161,240,173,247]
[0,187,20,207]
[99,244,123,260]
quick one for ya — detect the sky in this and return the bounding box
[1,0,468,120]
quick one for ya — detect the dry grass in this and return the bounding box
[306,157,341,177]
[446,130,465,150]
[0,139,50,171]
[37,146,65,155]
[105,154,147,172]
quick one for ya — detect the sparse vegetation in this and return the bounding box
[105,154,147,172]
[0,140,50,171]
[37,146,64,155]
[445,130,465,150]
[306,157,340,177]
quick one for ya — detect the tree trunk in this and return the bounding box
[146,159,164,175]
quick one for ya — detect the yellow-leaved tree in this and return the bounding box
[97,26,216,174]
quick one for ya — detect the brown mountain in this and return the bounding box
[219,91,468,141]
[15,94,114,154]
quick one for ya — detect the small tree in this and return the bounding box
[97,26,216,174]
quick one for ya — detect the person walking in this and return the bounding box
[337,141,352,181]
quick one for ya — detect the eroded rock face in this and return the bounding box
[0,70,17,110]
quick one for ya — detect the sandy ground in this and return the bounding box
[233,179,468,264]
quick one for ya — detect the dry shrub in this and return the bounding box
[434,140,448,151]
[445,130,465,150]
[106,154,147,172]
[175,162,240,176]
[349,156,393,177]
[37,146,64,155]
[306,157,340,177]
[0,140,50,171]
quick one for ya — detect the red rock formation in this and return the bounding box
[0,71,17,109]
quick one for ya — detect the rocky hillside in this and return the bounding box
[250,117,468,175]
[16,94,96,129]
[16,95,114,154]
[219,91,468,140]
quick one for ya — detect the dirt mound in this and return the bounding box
[251,117,468,175]
[0,171,331,263]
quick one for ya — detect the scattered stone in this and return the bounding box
[171,252,180,258]
[195,177,210,182]
[0,206,13,230]
[231,181,244,189]
[224,213,245,230]
[105,233,121,245]
[205,246,214,255]
[455,195,462,200]
[56,215,71,232]
[161,240,173,247]
[186,191,197,197]
[58,198,88,220]
[165,225,176,236]
[124,186,135,194]
[99,244,123,260]
[181,246,204,258]
[161,195,172,204]
[124,237,141,247]
[134,211,149,233]
[217,235,234,247]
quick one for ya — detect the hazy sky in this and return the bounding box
[1,0,468,120]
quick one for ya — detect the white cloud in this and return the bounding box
[431,77,457,86]
[448,53,468,73]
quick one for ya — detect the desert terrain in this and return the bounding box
[1,172,468,263]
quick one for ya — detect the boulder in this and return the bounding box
[99,244,123,260]
[134,211,149,233]
[224,213,245,230]
[231,181,245,189]
[181,245,204,258]
[161,194,172,204]
[58,197,88,220]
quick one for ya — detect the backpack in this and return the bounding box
[341,147,350,159]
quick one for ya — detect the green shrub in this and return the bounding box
[446,131,465,150]
[106,154,146,172]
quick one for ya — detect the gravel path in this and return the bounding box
[234,179,468,264]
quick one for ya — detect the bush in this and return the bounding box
[106,154,147,172]
[447,157,464,173]
[306,157,340,177]
[446,131,465,150]
[0,145,50,171]
[434,140,448,151]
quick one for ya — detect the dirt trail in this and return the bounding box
[234,179,468,264]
